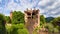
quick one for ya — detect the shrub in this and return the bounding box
[0,14,6,34]
[45,23,54,32]
[17,28,29,34]
[53,28,59,32]
[45,23,59,32]
[6,23,29,34]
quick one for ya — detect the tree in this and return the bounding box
[51,17,60,31]
[10,24,29,34]
[0,14,6,34]
[40,15,46,23]
[17,28,29,34]
[40,15,46,27]
[51,17,60,26]
[45,23,59,32]
[5,16,11,23]
[12,11,25,24]
[45,17,54,23]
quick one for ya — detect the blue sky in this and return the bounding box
[0,0,60,17]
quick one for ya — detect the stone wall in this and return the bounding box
[24,9,40,34]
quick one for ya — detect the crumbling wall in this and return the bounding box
[24,9,40,34]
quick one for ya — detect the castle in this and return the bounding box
[10,9,49,34]
[24,9,40,34]
[10,9,40,34]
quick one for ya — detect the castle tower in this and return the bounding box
[24,9,40,34]
[10,11,12,19]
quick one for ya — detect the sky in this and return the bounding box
[0,0,60,17]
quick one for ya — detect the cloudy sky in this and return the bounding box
[0,0,60,17]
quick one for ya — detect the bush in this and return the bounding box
[33,27,40,34]
[6,23,29,34]
[45,23,59,32]
[6,24,12,34]
[45,23,54,32]
[53,28,59,32]
[0,14,6,34]
[17,28,29,34]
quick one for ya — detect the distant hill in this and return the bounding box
[45,17,54,23]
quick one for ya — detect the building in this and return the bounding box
[24,9,40,34]
[10,11,12,19]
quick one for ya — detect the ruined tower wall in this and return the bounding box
[24,9,40,34]
[10,11,12,19]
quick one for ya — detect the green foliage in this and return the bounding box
[53,28,59,32]
[45,17,54,23]
[17,28,29,34]
[5,16,11,23]
[51,17,60,26]
[50,17,60,31]
[33,27,40,34]
[6,24,12,34]
[40,15,46,24]
[40,15,46,29]
[40,15,60,32]
[6,23,29,34]
[45,23,54,32]
[45,23,59,32]
[40,21,43,28]
[12,11,25,24]
[0,14,5,24]
[0,14,6,34]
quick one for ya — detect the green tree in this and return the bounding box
[40,15,46,27]
[45,17,54,23]
[10,24,29,34]
[45,23,59,32]
[50,17,60,26]
[5,16,11,23]
[51,17,60,31]
[17,28,29,34]
[45,23,54,32]
[0,14,6,34]
[12,11,25,24]
[40,15,46,23]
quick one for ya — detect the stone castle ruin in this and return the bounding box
[24,9,40,34]
[10,9,48,34]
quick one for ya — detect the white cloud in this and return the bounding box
[6,0,39,12]
[38,0,53,6]
[46,0,60,10]
[52,14,60,17]
[0,0,60,17]
[37,0,60,17]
